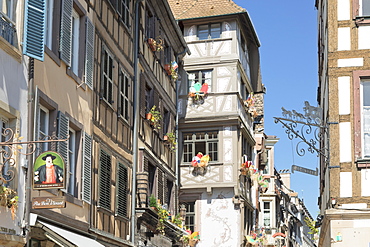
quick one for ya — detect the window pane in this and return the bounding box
[198,25,208,40]
[363,82,370,106]
[362,0,370,16]
[195,141,206,154]
[210,23,221,39]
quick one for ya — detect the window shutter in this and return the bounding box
[23,0,46,61]
[116,163,128,217]
[60,0,73,66]
[85,18,94,89]
[99,150,111,210]
[57,111,69,165]
[82,132,92,203]
[140,76,146,117]
[157,169,163,204]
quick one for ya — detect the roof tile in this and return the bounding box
[167,0,245,20]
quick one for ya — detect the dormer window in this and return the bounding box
[198,23,221,40]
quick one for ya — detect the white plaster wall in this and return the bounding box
[331,219,370,246]
[338,76,351,115]
[337,27,351,50]
[338,58,363,67]
[199,188,241,247]
[339,122,352,162]
[358,26,370,49]
[340,172,352,197]
[361,169,370,196]
[0,49,28,235]
[337,0,350,20]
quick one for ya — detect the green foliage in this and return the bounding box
[149,105,162,129]
[149,194,158,208]
[304,217,319,235]
[166,131,177,152]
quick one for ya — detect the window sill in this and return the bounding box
[354,16,370,25]
[66,68,86,90]
[187,37,232,45]
[64,192,83,207]
[356,159,370,168]
[45,46,61,66]
[97,205,113,214]
[180,162,223,167]
[0,36,21,62]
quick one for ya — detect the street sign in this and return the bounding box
[291,165,318,176]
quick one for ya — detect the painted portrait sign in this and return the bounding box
[33,151,65,189]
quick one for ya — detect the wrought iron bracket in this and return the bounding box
[0,128,68,184]
[274,101,335,168]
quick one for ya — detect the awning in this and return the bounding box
[38,221,105,247]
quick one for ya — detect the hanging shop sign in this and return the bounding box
[33,151,66,190]
[291,165,318,176]
[32,197,66,209]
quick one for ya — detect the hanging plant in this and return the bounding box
[164,61,179,80]
[188,82,209,104]
[191,152,210,176]
[0,185,18,220]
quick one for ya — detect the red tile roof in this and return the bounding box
[167,0,246,20]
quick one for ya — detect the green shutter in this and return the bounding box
[82,132,92,203]
[85,18,94,89]
[23,0,46,61]
[60,0,73,65]
[116,163,128,217]
[99,149,111,210]
[57,111,69,165]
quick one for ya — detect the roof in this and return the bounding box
[167,0,246,20]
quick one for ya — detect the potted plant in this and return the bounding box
[157,207,169,234]
[164,61,178,80]
[147,105,162,129]
[149,194,158,210]
[164,131,176,151]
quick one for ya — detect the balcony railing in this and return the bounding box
[0,12,15,46]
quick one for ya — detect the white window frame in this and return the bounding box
[71,9,80,75]
[0,0,14,20]
[361,80,370,158]
[38,105,49,153]
[263,201,271,227]
[68,128,76,195]
[101,47,114,104]
[119,69,129,120]
[45,0,54,48]
[188,70,212,93]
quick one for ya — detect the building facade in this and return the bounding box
[316,0,370,246]
[0,0,28,245]
[19,0,187,247]
[168,0,265,246]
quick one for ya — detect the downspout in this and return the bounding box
[175,47,188,190]
[131,0,143,245]
[24,58,35,247]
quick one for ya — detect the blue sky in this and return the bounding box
[233,0,320,216]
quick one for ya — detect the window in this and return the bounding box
[360,0,370,16]
[116,162,128,218]
[71,9,80,75]
[145,9,155,39]
[119,69,129,120]
[165,179,173,209]
[263,201,271,227]
[145,84,153,113]
[148,162,156,196]
[99,149,111,210]
[188,70,212,93]
[183,131,218,162]
[67,128,76,195]
[101,48,114,104]
[361,81,370,157]
[184,202,195,232]
[198,23,221,40]
[38,105,49,154]
[118,0,130,27]
[162,108,170,134]
[0,0,14,20]
[263,150,270,175]
[0,116,10,183]
[44,0,53,48]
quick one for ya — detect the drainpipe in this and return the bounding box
[24,58,35,247]
[131,0,143,245]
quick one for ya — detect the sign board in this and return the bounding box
[33,151,66,190]
[32,197,66,209]
[291,165,318,176]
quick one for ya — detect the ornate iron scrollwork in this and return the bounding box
[274,101,330,166]
[0,128,69,184]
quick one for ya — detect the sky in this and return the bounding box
[233,0,320,217]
